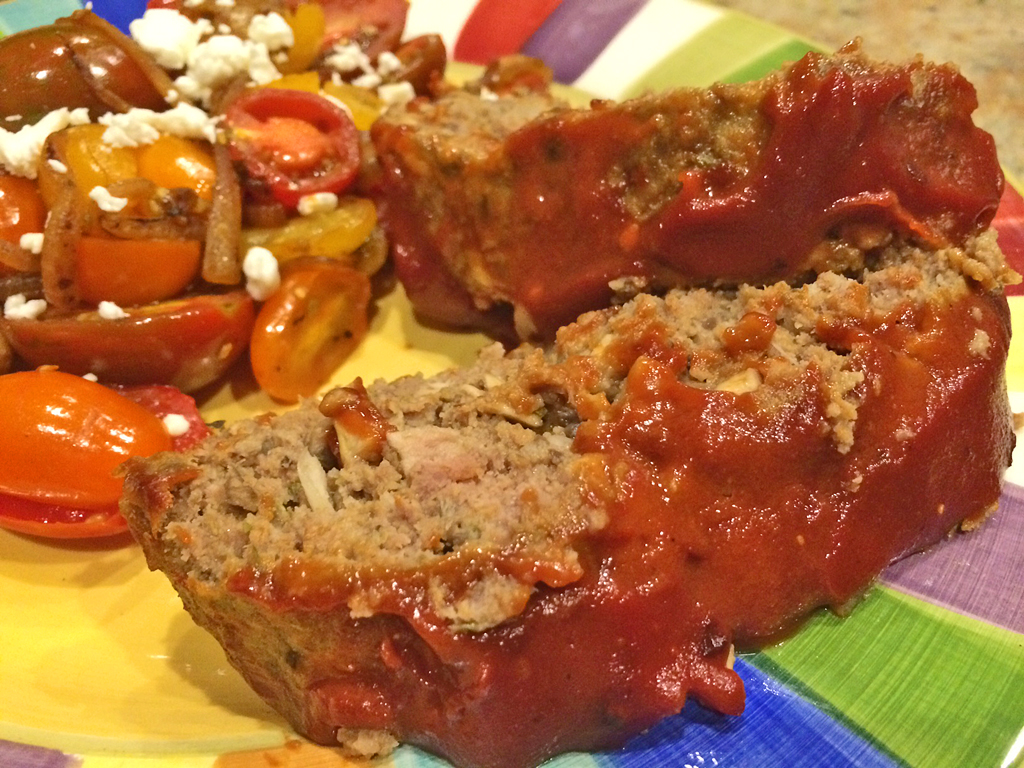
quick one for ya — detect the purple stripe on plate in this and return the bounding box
[521,0,649,84]
[0,740,81,768]
[881,482,1024,634]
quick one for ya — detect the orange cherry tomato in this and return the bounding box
[250,261,371,402]
[76,235,202,306]
[136,135,217,201]
[0,176,47,245]
[0,369,172,510]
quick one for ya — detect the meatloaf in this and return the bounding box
[368,42,1004,340]
[121,230,1016,768]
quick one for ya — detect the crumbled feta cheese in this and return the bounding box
[97,301,129,320]
[378,81,416,107]
[129,9,214,71]
[247,13,294,51]
[47,159,68,173]
[297,192,339,217]
[0,107,90,178]
[165,88,180,105]
[325,42,372,74]
[218,24,232,35]
[162,413,191,437]
[82,373,99,382]
[5,114,21,122]
[242,246,281,301]
[376,51,402,77]
[99,103,220,147]
[352,71,383,90]
[89,186,129,213]
[3,294,47,320]
[178,34,283,104]
[19,233,43,254]
[215,0,235,6]
[479,86,500,102]
[183,0,203,6]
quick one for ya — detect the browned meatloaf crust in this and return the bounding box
[368,43,1003,340]
[121,232,1015,768]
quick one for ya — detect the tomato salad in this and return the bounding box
[0,0,445,538]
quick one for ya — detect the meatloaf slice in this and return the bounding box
[369,42,1004,339]
[121,232,1016,768]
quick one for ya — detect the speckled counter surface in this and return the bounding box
[706,0,1024,183]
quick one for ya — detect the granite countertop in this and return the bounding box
[707,0,1024,184]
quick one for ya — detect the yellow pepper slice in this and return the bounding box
[241,197,378,267]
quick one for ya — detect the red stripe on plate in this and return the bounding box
[994,181,1024,295]
[453,0,563,64]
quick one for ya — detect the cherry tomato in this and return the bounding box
[113,383,212,451]
[137,135,218,201]
[0,177,47,245]
[225,88,360,209]
[278,3,327,74]
[1,291,256,392]
[0,12,171,130]
[0,494,128,539]
[0,376,210,539]
[0,369,172,510]
[293,0,409,57]
[250,260,371,402]
[76,236,202,306]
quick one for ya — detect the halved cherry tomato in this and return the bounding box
[0,369,172,510]
[1,291,255,392]
[76,236,202,306]
[0,375,210,539]
[225,88,360,209]
[113,383,211,451]
[0,177,47,245]
[278,3,327,75]
[136,135,217,201]
[289,0,409,57]
[250,260,371,402]
[0,494,128,539]
[240,197,377,265]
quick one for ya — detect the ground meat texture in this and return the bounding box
[369,43,1003,340]
[121,229,1016,768]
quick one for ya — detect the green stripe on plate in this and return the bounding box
[619,12,819,97]
[752,586,1024,768]
[0,0,82,36]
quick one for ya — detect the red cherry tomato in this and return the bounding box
[0,494,128,539]
[0,291,255,393]
[225,88,360,209]
[0,369,172,510]
[250,260,370,402]
[113,383,212,451]
[286,0,408,57]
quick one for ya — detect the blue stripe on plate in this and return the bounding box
[89,0,149,34]
[597,658,902,768]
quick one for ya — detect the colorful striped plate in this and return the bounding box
[1,1,1022,767]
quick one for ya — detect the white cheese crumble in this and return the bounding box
[162,413,191,437]
[297,192,339,216]
[247,13,294,51]
[376,51,402,77]
[97,301,129,320]
[19,232,43,254]
[378,81,416,107]
[242,246,281,301]
[99,103,220,147]
[175,34,282,104]
[3,294,47,320]
[352,71,383,90]
[47,159,68,174]
[129,9,214,70]
[82,373,99,382]
[325,42,372,74]
[0,107,90,178]
[89,186,129,213]
[479,86,500,102]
